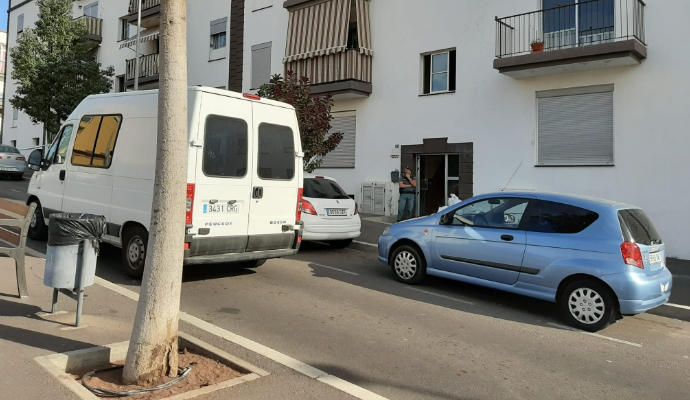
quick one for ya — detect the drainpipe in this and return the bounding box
[134,0,142,90]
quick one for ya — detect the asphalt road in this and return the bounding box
[3,177,690,399]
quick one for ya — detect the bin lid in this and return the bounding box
[48,213,107,247]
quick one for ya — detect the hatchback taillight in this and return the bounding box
[301,199,318,216]
[621,242,644,269]
[296,188,304,223]
[186,183,195,226]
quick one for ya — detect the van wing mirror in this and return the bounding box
[27,149,44,171]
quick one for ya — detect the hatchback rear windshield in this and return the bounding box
[0,145,20,153]
[304,178,350,199]
[619,209,662,245]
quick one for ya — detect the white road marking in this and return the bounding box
[353,240,377,248]
[94,277,389,400]
[547,322,642,348]
[311,263,360,276]
[665,303,690,311]
[406,286,475,306]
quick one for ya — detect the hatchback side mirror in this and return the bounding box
[27,149,44,171]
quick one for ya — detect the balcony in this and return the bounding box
[75,15,103,44]
[124,0,161,28]
[125,53,159,86]
[494,0,646,78]
[283,0,373,98]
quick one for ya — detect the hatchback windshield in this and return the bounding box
[0,145,20,154]
[304,178,350,199]
[619,209,662,245]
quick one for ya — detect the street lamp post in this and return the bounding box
[134,0,143,90]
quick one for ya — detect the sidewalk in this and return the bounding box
[0,255,361,400]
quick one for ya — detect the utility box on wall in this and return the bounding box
[360,182,398,216]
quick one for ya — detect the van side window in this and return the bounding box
[202,115,248,177]
[55,125,74,164]
[257,123,295,180]
[71,115,122,168]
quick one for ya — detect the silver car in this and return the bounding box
[0,145,27,180]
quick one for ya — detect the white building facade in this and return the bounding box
[244,0,690,260]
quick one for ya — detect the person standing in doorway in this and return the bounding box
[398,167,417,221]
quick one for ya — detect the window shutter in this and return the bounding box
[251,42,272,89]
[449,50,456,91]
[210,17,228,35]
[537,86,614,166]
[320,113,356,168]
[423,55,431,94]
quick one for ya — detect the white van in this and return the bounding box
[26,87,304,277]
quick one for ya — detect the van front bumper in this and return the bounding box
[184,248,298,265]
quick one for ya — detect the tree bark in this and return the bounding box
[123,0,188,386]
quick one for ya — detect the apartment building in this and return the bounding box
[245,0,690,259]
[0,31,6,136]
[2,0,239,151]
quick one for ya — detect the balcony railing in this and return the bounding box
[125,53,159,81]
[284,49,373,96]
[495,0,645,58]
[129,0,161,15]
[75,15,103,42]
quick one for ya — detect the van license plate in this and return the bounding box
[648,252,663,265]
[326,208,347,216]
[203,202,240,215]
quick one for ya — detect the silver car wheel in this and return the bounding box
[30,212,37,228]
[394,250,417,280]
[568,287,605,325]
[127,237,146,267]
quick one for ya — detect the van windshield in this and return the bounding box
[304,178,350,199]
[618,209,662,245]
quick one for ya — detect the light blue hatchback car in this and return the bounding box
[378,192,672,331]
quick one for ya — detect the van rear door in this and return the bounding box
[191,94,253,254]
[246,103,300,251]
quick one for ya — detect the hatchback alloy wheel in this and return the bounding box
[394,251,417,280]
[559,279,616,332]
[568,287,605,324]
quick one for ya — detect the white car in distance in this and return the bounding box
[301,175,361,248]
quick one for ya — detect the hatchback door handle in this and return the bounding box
[500,234,514,242]
[59,170,66,181]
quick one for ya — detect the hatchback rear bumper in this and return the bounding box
[602,267,673,315]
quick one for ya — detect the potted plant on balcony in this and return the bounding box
[531,38,545,53]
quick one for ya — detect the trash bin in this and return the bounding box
[44,213,106,289]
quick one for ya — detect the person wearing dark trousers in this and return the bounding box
[397,167,417,222]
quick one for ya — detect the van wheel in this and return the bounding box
[558,279,616,332]
[122,226,148,278]
[390,245,426,284]
[28,201,48,240]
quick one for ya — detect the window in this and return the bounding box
[45,125,74,164]
[84,2,99,18]
[17,14,24,33]
[251,42,272,89]
[119,18,130,41]
[320,112,356,168]
[619,209,662,245]
[422,49,456,94]
[304,178,349,199]
[202,116,248,177]
[537,85,613,166]
[521,200,599,234]
[209,18,228,61]
[543,0,614,47]
[258,123,294,180]
[71,115,122,168]
[32,138,39,146]
[12,108,19,127]
[451,198,529,229]
[10,140,17,148]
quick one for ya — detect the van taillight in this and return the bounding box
[243,93,261,101]
[621,242,644,269]
[186,183,195,226]
[296,188,304,223]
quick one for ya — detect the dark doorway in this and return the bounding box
[417,155,445,216]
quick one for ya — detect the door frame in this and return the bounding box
[415,153,459,217]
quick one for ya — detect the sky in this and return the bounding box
[0,0,8,31]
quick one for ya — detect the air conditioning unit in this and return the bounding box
[360,182,398,216]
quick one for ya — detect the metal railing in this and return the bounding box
[126,53,159,81]
[495,0,645,58]
[75,15,103,41]
[129,0,161,15]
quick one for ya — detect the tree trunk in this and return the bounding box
[123,0,188,386]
